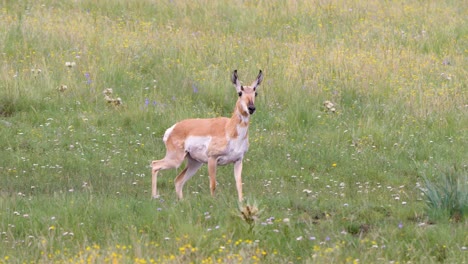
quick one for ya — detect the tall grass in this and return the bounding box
[421,167,468,221]
[1,0,467,263]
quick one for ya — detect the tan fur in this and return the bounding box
[151,70,263,201]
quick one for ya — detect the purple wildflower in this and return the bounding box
[192,83,198,93]
[84,73,92,84]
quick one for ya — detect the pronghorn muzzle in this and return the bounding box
[248,103,256,115]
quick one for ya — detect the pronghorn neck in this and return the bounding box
[226,102,250,139]
[233,99,251,125]
[231,109,250,126]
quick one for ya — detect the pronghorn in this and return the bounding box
[151,70,263,202]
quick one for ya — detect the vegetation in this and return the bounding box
[420,166,467,222]
[1,0,466,263]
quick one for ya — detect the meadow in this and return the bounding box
[0,0,467,263]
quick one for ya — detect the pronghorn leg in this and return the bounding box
[174,155,203,200]
[151,151,186,199]
[234,160,243,202]
[207,157,218,197]
[151,167,159,198]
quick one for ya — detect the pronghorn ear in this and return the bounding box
[232,70,242,92]
[251,70,263,88]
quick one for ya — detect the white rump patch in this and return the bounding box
[163,124,176,142]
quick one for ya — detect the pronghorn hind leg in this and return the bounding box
[174,155,203,200]
[151,168,158,198]
[151,160,163,199]
[151,151,186,199]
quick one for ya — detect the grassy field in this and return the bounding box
[0,0,467,263]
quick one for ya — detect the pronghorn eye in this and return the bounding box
[238,91,242,97]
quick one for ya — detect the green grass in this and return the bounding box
[420,166,468,221]
[1,0,467,263]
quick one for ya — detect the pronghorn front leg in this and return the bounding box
[234,160,243,202]
[208,157,218,197]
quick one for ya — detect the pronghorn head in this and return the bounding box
[231,70,263,116]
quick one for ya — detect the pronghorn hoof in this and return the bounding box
[152,195,160,199]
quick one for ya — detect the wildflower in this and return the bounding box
[65,62,76,68]
[85,72,92,84]
[440,73,452,80]
[324,247,334,253]
[332,163,337,167]
[31,68,42,75]
[103,88,113,96]
[240,203,260,228]
[192,83,199,93]
[104,96,122,106]
[398,222,403,229]
[323,100,336,112]
[104,95,113,103]
[58,85,68,92]
[112,98,122,106]
[263,217,275,225]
